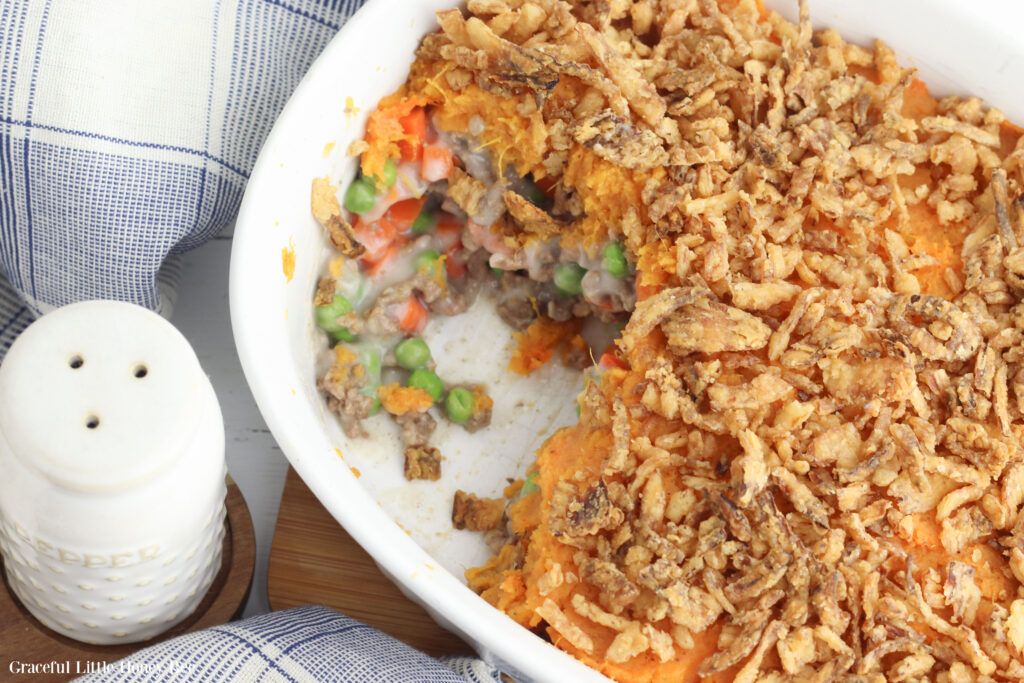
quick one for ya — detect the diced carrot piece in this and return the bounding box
[386,197,426,232]
[436,214,463,251]
[352,217,398,263]
[422,144,454,182]
[466,219,511,255]
[398,107,427,162]
[635,282,659,300]
[363,239,406,277]
[360,96,431,179]
[598,349,628,370]
[445,248,468,279]
[397,295,428,333]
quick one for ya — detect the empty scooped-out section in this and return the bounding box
[344,295,582,575]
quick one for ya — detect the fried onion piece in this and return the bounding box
[661,299,771,355]
[618,287,701,354]
[312,176,365,258]
[503,190,563,240]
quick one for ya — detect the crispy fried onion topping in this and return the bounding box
[429,0,1024,677]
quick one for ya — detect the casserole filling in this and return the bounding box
[312,0,1024,680]
[311,101,633,479]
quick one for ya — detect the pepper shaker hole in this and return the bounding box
[85,415,100,430]
[69,355,84,369]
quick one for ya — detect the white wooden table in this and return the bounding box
[171,224,285,619]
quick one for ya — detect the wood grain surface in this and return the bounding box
[268,466,473,657]
[0,478,255,682]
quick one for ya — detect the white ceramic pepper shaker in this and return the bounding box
[0,300,226,645]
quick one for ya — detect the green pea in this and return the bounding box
[602,242,628,278]
[414,249,443,278]
[315,294,352,326]
[315,294,355,341]
[395,338,431,370]
[358,384,381,416]
[490,266,504,278]
[356,387,381,416]
[358,347,382,380]
[411,209,437,234]
[445,387,475,424]
[408,368,443,402]
[374,158,397,189]
[553,263,586,296]
[366,396,382,416]
[520,471,540,495]
[330,328,355,342]
[343,176,377,214]
[356,348,382,414]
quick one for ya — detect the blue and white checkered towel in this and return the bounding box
[1,2,499,680]
[73,606,502,682]
[0,0,365,357]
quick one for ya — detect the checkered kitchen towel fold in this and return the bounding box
[0,0,363,357]
[73,605,503,683]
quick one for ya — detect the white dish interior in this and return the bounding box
[230,1,1024,680]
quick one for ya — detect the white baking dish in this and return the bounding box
[230,1,1024,680]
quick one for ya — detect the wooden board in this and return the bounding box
[0,477,256,681]
[268,466,473,657]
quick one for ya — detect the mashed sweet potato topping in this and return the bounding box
[334,0,1024,679]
